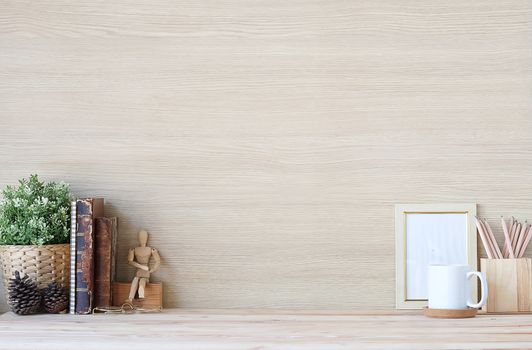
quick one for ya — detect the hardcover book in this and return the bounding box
[110,217,118,287]
[75,198,104,314]
[94,217,118,308]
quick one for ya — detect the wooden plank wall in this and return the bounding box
[0,0,531,312]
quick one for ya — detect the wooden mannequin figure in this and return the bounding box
[126,230,161,303]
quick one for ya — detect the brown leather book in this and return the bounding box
[110,217,118,288]
[93,218,113,307]
[75,198,104,314]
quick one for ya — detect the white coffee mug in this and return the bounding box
[428,264,487,309]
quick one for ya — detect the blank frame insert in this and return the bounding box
[405,213,467,300]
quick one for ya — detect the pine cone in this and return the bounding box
[42,282,68,314]
[8,271,41,315]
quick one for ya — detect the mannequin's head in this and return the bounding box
[138,230,148,247]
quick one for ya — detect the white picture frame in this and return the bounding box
[395,203,477,309]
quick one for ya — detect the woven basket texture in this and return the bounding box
[0,244,70,299]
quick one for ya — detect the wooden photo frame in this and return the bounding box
[395,203,477,309]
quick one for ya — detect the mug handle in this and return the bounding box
[466,271,488,309]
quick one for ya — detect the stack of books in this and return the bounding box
[69,198,118,314]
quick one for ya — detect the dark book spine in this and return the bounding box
[94,218,112,308]
[108,218,118,306]
[75,198,104,314]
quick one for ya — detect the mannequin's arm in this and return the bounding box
[128,248,149,271]
[149,248,161,273]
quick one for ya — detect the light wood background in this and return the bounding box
[0,0,531,312]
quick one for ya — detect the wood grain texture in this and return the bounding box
[0,0,531,312]
[2,309,532,349]
[481,258,532,313]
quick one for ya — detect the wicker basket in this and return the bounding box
[0,244,70,298]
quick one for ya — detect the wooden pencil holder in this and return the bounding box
[480,258,532,313]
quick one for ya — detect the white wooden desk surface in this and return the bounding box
[1,309,532,350]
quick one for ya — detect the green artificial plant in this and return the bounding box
[0,175,71,245]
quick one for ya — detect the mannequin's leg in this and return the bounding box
[138,278,147,299]
[127,277,139,301]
